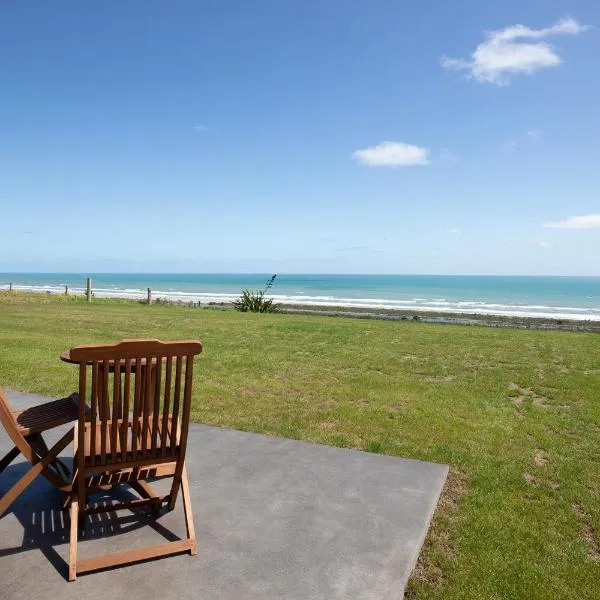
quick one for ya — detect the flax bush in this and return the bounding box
[233,274,280,313]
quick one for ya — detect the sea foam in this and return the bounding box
[2,283,599,321]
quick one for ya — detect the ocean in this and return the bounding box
[1,273,599,321]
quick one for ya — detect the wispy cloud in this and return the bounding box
[336,245,383,253]
[352,141,430,167]
[446,227,462,234]
[441,17,588,85]
[503,129,542,150]
[543,214,600,229]
[192,124,208,132]
[439,148,460,163]
[503,139,519,151]
[538,241,554,248]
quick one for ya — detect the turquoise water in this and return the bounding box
[1,273,599,320]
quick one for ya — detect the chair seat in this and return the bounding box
[13,393,81,436]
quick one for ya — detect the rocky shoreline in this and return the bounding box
[277,304,600,332]
[198,299,600,332]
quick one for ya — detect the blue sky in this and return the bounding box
[1,1,599,275]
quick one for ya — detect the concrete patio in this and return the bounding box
[0,389,448,599]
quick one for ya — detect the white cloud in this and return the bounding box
[192,124,208,131]
[446,227,462,234]
[503,139,519,151]
[543,214,600,229]
[352,141,430,167]
[526,129,541,140]
[538,241,554,248]
[441,17,587,85]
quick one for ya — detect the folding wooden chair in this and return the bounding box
[67,338,202,581]
[0,388,80,518]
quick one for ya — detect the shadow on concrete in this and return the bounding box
[0,461,180,580]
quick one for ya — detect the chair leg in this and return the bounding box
[65,466,196,576]
[70,422,81,580]
[180,464,197,555]
[0,446,19,473]
[28,433,71,481]
[73,427,86,530]
[69,497,79,581]
[26,432,73,491]
[0,430,73,518]
[129,480,162,514]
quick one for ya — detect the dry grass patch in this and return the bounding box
[533,449,550,467]
[317,418,339,429]
[405,468,468,596]
[572,502,600,562]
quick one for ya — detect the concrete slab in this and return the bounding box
[0,389,448,599]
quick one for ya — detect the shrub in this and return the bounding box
[233,274,280,313]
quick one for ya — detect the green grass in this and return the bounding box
[1,292,599,599]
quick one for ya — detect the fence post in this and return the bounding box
[9,282,12,292]
[86,277,92,302]
[147,288,152,305]
[65,285,69,296]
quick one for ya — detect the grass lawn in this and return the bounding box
[0,293,598,598]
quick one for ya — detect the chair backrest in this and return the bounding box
[0,388,31,458]
[68,339,202,472]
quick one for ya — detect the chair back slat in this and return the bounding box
[170,356,183,456]
[121,360,132,460]
[110,360,121,462]
[78,364,87,465]
[178,355,195,463]
[89,362,98,467]
[71,339,201,473]
[131,357,142,461]
[151,357,162,455]
[141,356,152,456]
[99,361,109,464]
[161,357,173,457]
[113,360,122,419]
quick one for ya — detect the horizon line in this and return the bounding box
[1,271,599,279]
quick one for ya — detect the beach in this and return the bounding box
[1,273,599,323]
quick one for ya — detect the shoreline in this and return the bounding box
[280,305,600,332]
[2,289,599,332]
[1,281,599,323]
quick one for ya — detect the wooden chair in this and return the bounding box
[67,339,202,581]
[0,388,80,518]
